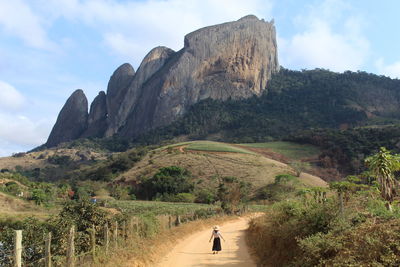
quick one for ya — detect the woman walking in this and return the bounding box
[209,225,225,254]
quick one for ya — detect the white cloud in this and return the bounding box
[40,0,272,66]
[0,0,54,49]
[0,113,52,148]
[279,0,369,72]
[0,81,26,111]
[375,58,400,79]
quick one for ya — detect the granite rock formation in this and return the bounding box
[46,89,88,147]
[120,15,279,136]
[106,63,135,135]
[46,15,280,147]
[105,46,175,136]
[82,91,108,138]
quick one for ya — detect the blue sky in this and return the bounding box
[0,0,399,156]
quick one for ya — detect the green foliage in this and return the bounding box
[365,147,400,209]
[274,174,296,184]
[289,126,400,175]
[256,174,301,202]
[108,184,133,200]
[2,181,21,195]
[217,176,251,213]
[139,166,194,200]
[82,148,147,181]
[161,192,196,203]
[136,68,399,145]
[47,155,72,165]
[0,217,51,265]
[194,188,216,204]
[30,188,49,205]
[296,219,400,266]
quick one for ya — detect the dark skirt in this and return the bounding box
[212,237,221,251]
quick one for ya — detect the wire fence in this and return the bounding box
[1,209,227,267]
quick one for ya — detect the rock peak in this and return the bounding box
[238,14,259,21]
[46,89,88,147]
[47,16,280,144]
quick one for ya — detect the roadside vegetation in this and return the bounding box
[248,147,400,266]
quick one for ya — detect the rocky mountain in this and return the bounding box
[46,15,279,147]
[46,89,88,147]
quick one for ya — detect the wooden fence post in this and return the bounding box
[129,218,134,238]
[45,232,52,267]
[104,223,109,255]
[122,221,126,241]
[90,225,96,261]
[66,225,75,267]
[175,215,181,226]
[114,221,118,247]
[168,216,172,229]
[14,230,22,267]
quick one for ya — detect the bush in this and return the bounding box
[140,166,194,200]
[3,182,21,195]
[30,188,50,205]
[47,155,72,165]
[248,200,339,266]
[195,189,216,204]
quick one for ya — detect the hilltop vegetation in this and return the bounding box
[136,68,400,145]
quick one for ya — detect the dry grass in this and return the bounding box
[0,148,107,170]
[0,192,56,220]
[97,215,249,267]
[119,141,326,190]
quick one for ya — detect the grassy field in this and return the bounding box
[108,200,217,215]
[185,141,254,154]
[0,192,57,220]
[239,141,320,160]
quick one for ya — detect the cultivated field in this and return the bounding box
[239,141,320,160]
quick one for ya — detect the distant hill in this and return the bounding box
[138,68,400,145]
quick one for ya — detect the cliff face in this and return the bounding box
[105,46,175,137]
[46,89,88,147]
[46,15,280,147]
[120,15,279,136]
[82,91,108,138]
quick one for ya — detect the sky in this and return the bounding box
[0,0,399,156]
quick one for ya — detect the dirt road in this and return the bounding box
[156,217,256,267]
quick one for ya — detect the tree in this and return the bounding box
[30,189,48,205]
[365,147,400,211]
[217,177,251,213]
[289,161,310,177]
[140,166,194,200]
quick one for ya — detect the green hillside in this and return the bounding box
[137,68,400,146]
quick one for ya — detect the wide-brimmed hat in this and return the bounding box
[213,225,219,230]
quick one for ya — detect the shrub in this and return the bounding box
[195,189,216,204]
[140,166,194,200]
[47,155,72,165]
[30,188,49,205]
[217,176,251,213]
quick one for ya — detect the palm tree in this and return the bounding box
[365,147,400,211]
